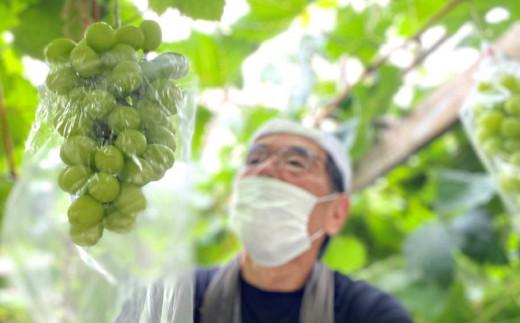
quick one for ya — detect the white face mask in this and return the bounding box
[229,177,338,267]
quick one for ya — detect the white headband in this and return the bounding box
[251,119,352,192]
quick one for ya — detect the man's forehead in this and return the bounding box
[253,133,327,158]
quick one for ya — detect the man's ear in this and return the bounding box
[324,193,350,235]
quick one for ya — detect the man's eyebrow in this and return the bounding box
[248,143,268,152]
[287,145,313,156]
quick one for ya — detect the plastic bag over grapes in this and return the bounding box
[2,21,198,322]
[460,51,520,222]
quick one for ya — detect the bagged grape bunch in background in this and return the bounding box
[460,52,520,217]
[2,20,197,323]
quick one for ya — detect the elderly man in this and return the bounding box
[194,119,413,323]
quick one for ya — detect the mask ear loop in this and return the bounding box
[310,193,341,242]
[316,193,339,204]
[309,229,324,241]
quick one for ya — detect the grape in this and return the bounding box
[110,61,143,95]
[500,118,520,138]
[148,79,181,115]
[107,105,141,133]
[140,20,161,51]
[115,25,144,50]
[70,223,104,246]
[44,38,76,63]
[499,173,520,192]
[85,22,115,53]
[141,52,189,81]
[101,44,138,68]
[115,129,147,156]
[146,126,176,151]
[136,99,169,129]
[477,81,493,93]
[84,89,116,119]
[43,20,189,245]
[53,104,94,138]
[143,144,175,180]
[87,172,120,203]
[68,195,104,229]
[481,138,502,156]
[58,165,92,194]
[60,136,96,166]
[120,157,155,185]
[499,74,520,92]
[476,127,495,143]
[104,209,137,233]
[95,145,124,174]
[477,111,503,134]
[505,95,520,115]
[45,67,78,95]
[114,184,147,215]
[510,152,520,166]
[503,139,520,153]
[70,43,102,77]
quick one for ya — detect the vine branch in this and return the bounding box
[313,0,465,125]
[0,82,17,179]
[92,0,101,22]
[113,0,120,28]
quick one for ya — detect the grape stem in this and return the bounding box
[92,0,101,22]
[0,82,17,179]
[312,0,464,125]
[113,0,120,28]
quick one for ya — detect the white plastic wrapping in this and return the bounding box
[460,52,520,215]
[2,21,197,323]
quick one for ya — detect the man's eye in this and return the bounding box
[246,155,263,165]
[285,158,306,168]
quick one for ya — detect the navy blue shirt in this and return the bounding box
[195,266,413,323]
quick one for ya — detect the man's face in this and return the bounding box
[238,133,332,196]
[238,133,335,237]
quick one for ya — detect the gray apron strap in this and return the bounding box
[201,258,334,323]
[200,257,241,323]
[300,262,334,323]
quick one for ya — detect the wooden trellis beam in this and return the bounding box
[352,23,520,192]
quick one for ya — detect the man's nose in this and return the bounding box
[248,156,280,178]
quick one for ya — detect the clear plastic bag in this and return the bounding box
[2,30,197,323]
[460,51,520,215]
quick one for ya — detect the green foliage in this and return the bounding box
[149,0,225,20]
[326,5,390,62]
[322,235,367,273]
[11,0,66,59]
[0,178,14,226]
[232,0,309,42]
[431,169,495,215]
[404,221,457,286]
[339,66,402,159]
[397,280,475,323]
[2,0,520,321]
[164,32,255,87]
[452,208,508,265]
[0,0,32,33]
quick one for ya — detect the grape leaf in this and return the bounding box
[232,0,309,42]
[11,0,66,59]
[431,169,495,215]
[322,235,367,274]
[325,5,391,62]
[163,32,255,87]
[149,0,225,21]
[0,0,31,33]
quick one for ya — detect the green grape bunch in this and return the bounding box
[466,69,520,210]
[43,20,189,247]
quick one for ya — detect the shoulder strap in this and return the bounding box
[300,262,334,323]
[200,257,241,323]
[200,258,334,323]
